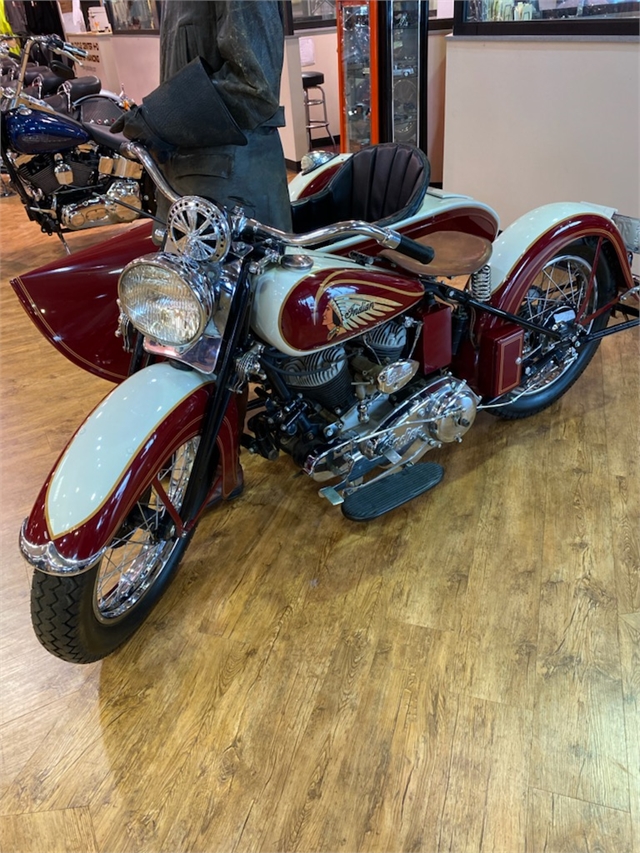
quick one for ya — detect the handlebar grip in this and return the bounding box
[47,34,87,59]
[395,235,435,265]
[66,44,88,59]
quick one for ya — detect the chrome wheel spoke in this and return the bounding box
[518,253,596,395]
[94,437,200,621]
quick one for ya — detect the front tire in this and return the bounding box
[31,437,200,663]
[488,241,614,419]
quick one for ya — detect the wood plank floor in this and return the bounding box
[0,192,638,853]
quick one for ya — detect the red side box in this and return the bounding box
[478,324,524,398]
[421,303,452,374]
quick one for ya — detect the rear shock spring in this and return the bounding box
[470,264,492,302]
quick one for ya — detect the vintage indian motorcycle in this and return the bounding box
[1,35,154,249]
[11,140,639,663]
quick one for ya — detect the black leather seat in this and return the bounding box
[291,142,430,234]
[84,122,127,149]
[44,78,103,113]
[67,76,102,99]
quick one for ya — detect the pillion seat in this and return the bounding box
[291,142,430,234]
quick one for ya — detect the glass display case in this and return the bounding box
[104,0,160,33]
[385,2,428,145]
[337,1,379,151]
[453,0,640,35]
[336,0,429,153]
[289,0,337,29]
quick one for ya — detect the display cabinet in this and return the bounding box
[104,0,160,33]
[336,1,380,151]
[383,1,429,145]
[453,0,640,36]
[286,0,337,30]
[336,0,429,153]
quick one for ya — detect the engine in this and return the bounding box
[279,319,409,411]
[250,319,480,485]
[13,148,143,229]
[17,150,97,195]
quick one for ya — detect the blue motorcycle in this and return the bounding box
[1,35,155,249]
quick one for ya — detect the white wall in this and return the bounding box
[426,29,450,183]
[110,36,159,103]
[443,37,640,229]
[280,36,310,165]
[63,32,160,102]
[282,29,340,164]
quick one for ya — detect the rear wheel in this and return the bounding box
[31,437,200,663]
[488,241,614,419]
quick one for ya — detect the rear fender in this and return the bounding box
[455,203,633,396]
[20,362,240,574]
[488,202,633,320]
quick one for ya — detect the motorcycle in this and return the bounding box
[11,139,639,664]
[1,35,155,249]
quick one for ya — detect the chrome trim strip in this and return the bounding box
[19,520,103,576]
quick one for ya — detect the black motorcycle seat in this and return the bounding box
[84,122,128,151]
[23,66,50,85]
[291,142,430,234]
[68,76,102,99]
[44,92,70,113]
[43,78,103,114]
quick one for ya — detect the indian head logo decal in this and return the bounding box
[321,293,401,340]
[278,267,422,353]
[315,270,403,341]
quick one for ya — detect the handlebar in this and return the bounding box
[6,35,87,107]
[242,218,435,266]
[122,142,435,266]
[46,35,88,61]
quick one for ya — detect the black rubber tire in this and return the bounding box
[489,241,614,420]
[30,533,193,664]
[30,437,200,663]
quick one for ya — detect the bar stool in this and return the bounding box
[302,71,336,150]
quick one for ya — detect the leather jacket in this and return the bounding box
[159,0,286,131]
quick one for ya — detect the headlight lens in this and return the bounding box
[118,253,212,348]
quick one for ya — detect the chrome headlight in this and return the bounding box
[118,253,212,348]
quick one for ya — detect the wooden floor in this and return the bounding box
[0,191,638,853]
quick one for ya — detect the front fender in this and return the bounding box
[488,202,633,316]
[20,362,238,574]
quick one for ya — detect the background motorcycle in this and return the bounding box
[11,140,640,663]
[1,35,155,250]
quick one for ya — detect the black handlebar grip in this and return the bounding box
[396,235,435,265]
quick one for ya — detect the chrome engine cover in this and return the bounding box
[304,376,480,483]
[60,180,141,229]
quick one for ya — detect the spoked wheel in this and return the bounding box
[31,437,200,663]
[488,241,614,419]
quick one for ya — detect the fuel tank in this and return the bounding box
[251,251,424,356]
[4,107,90,154]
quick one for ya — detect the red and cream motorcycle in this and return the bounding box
[11,141,639,663]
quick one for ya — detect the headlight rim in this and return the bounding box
[118,252,213,349]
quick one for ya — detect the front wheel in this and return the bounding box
[31,437,201,663]
[488,241,614,419]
